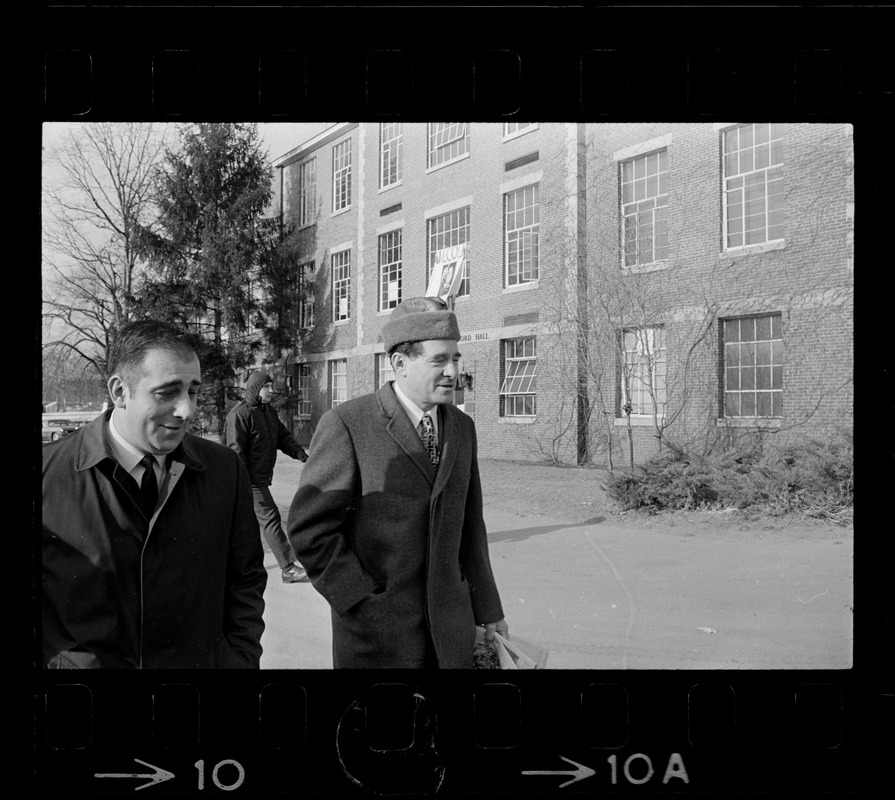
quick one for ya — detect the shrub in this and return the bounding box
[605,430,853,522]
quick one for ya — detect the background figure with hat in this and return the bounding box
[226,371,310,583]
[287,296,508,668]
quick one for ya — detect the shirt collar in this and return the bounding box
[392,381,438,437]
[108,409,165,476]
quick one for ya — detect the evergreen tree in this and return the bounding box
[136,123,274,434]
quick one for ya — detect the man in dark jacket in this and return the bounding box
[42,320,267,669]
[226,371,310,584]
[287,297,508,668]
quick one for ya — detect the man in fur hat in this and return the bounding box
[287,297,508,668]
[226,371,309,584]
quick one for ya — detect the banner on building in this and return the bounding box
[426,243,467,302]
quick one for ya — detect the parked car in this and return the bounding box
[41,419,80,442]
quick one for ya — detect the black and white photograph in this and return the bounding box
[41,121,854,671]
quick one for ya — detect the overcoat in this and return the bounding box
[287,383,504,668]
[42,410,267,669]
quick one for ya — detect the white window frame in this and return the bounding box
[499,336,537,417]
[620,326,667,417]
[331,249,351,322]
[329,359,347,408]
[504,183,540,287]
[332,139,352,213]
[721,313,783,419]
[503,122,537,140]
[621,150,669,268]
[379,122,403,189]
[378,229,403,312]
[375,352,395,390]
[298,158,316,227]
[427,123,469,170]
[428,206,471,298]
[722,123,785,250]
[296,363,312,418]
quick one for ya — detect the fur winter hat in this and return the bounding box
[245,371,272,403]
[382,296,461,352]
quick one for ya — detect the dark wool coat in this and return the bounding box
[42,411,267,669]
[287,383,504,668]
[225,386,307,486]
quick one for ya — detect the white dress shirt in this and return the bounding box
[392,381,439,443]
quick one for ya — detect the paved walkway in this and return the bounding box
[259,460,853,670]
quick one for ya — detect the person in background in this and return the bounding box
[226,371,310,584]
[288,296,507,668]
[42,319,267,668]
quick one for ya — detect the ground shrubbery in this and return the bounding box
[605,431,853,524]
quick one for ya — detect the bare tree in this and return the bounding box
[42,123,169,382]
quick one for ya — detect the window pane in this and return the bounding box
[757,391,772,416]
[724,393,739,416]
[741,343,756,366]
[726,367,740,390]
[756,366,771,389]
[772,393,783,416]
[741,368,755,390]
[741,392,756,416]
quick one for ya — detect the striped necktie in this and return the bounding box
[140,455,158,518]
[418,413,440,470]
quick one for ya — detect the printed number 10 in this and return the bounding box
[194,759,246,791]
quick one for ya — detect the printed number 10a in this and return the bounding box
[194,759,246,791]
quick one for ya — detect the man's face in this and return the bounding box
[259,382,274,403]
[393,339,460,411]
[108,347,201,455]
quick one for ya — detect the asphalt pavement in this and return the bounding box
[259,459,853,670]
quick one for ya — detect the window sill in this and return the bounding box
[331,206,352,218]
[721,239,786,258]
[614,416,665,427]
[297,221,316,232]
[330,319,351,327]
[716,417,782,428]
[499,416,536,425]
[623,260,669,274]
[503,281,539,294]
[378,180,403,194]
[426,152,470,174]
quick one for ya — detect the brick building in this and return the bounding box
[264,122,853,466]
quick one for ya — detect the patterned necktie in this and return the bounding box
[418,413,440,471]
[140,455,158,518]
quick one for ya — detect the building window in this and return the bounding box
[505,184,540,287]
[298,158,316,227]
[332,139,352,213]
[298,261,315,329]
[621,326,667,416]
[621,150,668,267]
[499,337,537,417]
[375,352,395,391]
[722,313,783,417]
[378,229,403,311]
[723,123,784,249]
[331,250,351,322]
[428,207,471,297]
[428,123,468,169]
[329,359,347,407]
[504,122,536,138]
[296,363,312,417]
[380,122,403,188]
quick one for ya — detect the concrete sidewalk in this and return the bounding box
[259,460,853,670]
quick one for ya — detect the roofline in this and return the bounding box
[272,122,358,168]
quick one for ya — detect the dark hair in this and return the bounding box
[388,341,424,358]
[108,320,201,385]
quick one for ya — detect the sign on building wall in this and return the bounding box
[426,243,467,303]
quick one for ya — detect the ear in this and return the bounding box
[389,352,406,375]
[107,374,129,408]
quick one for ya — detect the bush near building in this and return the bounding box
[604,430,853,524]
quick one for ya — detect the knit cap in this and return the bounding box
[381,297,461,352]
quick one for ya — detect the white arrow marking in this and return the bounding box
[522,755,596,788]
[95,758,175,791]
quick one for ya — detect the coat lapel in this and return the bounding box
[432,404,459,495]
[380,384,435,486]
